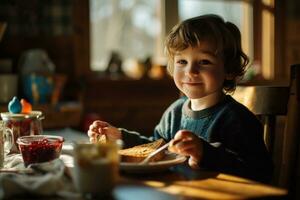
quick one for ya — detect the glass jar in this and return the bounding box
[0,111,44,153]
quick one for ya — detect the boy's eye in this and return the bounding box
[176,60,187,65]
[199,59,212,65]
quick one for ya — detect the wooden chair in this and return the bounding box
[232,64,300,198]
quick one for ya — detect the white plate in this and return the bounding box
[60,152,187,173]
[120,153,186,173]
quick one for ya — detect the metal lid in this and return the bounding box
[0,111,44,121]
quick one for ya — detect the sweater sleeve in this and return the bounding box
[200,111,273,183]
[119,128,152,148]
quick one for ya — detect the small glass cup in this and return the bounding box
[0,121,13,168]
[16,135,64,167]
[73,140,122,198]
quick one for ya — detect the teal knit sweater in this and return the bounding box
[121,95,273,183]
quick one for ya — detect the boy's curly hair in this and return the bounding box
[165,14,249,93]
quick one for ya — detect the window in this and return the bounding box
[90,0,275,81]
[90,0,160,71]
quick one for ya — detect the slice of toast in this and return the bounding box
[118,139,166,163]
[97,134,107,143]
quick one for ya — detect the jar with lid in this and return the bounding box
[0,111,44,153]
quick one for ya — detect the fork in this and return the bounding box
[139,142,170,165]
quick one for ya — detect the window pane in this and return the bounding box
[178,0,253,65]
[179,0,243,28]
[90,0,160,71]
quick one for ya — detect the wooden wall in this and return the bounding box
[1,1,299,134]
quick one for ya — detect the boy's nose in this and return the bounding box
[185,63,199,76]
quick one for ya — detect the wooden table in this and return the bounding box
[1,153,288,200]
[61,148,288,200]
[115,168,288,200]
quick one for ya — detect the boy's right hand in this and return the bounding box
[87,120,122,143]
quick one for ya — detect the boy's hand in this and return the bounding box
[168,130,203,169]
[87,120,122,143]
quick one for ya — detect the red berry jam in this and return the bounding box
[17,136,63,167]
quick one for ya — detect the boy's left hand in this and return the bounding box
[168,130,203,169]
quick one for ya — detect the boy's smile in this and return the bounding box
[173,41,226,110]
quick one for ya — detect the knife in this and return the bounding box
[139,142,170,165]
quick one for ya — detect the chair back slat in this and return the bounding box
[233,86,289,115]
[279,64,300,193]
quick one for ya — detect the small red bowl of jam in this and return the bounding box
[16,135,64,167]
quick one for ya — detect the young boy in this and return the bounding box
[88,14,273,183]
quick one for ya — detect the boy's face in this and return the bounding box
[173,41,225,99]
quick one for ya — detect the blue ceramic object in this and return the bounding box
[19,49,55,104]
[8,96,22,113]
[23,74,53,104]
